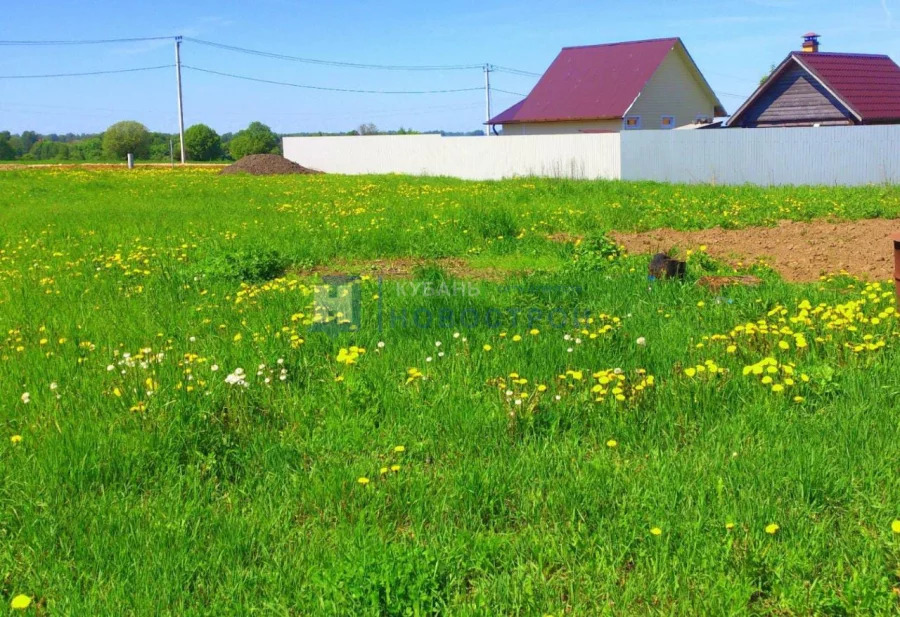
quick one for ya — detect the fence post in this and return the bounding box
[893,232,900,307]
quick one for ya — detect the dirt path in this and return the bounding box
[0,163,226,170]
[612,218,900,282]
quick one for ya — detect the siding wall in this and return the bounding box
[283,134,621,180]
[627,47,717,129]
[733,62,854,127]
[501,119,622,135]
[283,125,900,186]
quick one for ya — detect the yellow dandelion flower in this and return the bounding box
[529,328,539,335]
[891,519,900,534]
[725,522,735,530]
[380,467,389,474]
[391,465,401,472]
[482,344,492,352]
[233,333,242,342]
[394,445,405,453]
[606,439,617,448]
[357,477,370,485]
[10,595,32,610]
[765,523,779,535]
[650,527,662,536]
[10,435,22,445]
[684,367,697,377]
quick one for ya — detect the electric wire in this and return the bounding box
[0,65,174,79]
[182,64,483,94]
[184,37,482,71]
[0,36,175,46]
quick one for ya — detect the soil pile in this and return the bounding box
[219,154,320,176]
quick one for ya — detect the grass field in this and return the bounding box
[1,168,899,615]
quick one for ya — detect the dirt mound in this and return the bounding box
[219,154,320,176]
[612,218,900,282]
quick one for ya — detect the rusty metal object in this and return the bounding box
[893,232,900,306]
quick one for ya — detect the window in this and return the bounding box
[623,115,641,130]
[661,115,675,129]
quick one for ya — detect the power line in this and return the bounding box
[493,88,527,97]
[182,64,483,94]
[0,64,174,79]
[718,91,751,98]
[493,65,541,77]
[184,37,482,71]
[0,36,174,46]
[0,34,543,76]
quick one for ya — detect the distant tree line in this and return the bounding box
[0,121,485,162]
[0,120,283,162]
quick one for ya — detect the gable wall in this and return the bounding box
[731,63,855,127]
[626,47,717,129]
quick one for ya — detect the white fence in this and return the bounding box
[283,125,900,185]
[620,125,900,185]
[283,134,621,181]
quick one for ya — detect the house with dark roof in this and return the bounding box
[726,34,900,128]
[487,38,726,135]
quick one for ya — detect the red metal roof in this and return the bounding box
[792,52,900,121]
[490,38,720,125]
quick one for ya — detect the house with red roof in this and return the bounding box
[726,34,900,128]
[487,37,726,135]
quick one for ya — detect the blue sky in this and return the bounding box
[1,0,898,135]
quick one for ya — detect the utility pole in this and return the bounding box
[174,36,186,164]
[483,63,492,136]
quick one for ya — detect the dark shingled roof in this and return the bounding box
[489,37,724,125]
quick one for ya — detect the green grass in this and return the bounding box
[0,168,898,615]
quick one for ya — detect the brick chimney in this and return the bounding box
[802,32,820,53]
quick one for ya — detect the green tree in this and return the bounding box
[184,124,222,161]
[102,121,151,160]
[19,131,38,153]
[357,123,378,135]
[0,135,14,160]
[72,136,103,161]
[228,121,279,160]
[29,140,70,160]
[759,63,777,86]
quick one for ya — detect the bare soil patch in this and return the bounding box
[612,219,900,282]
[219,154,320,176]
